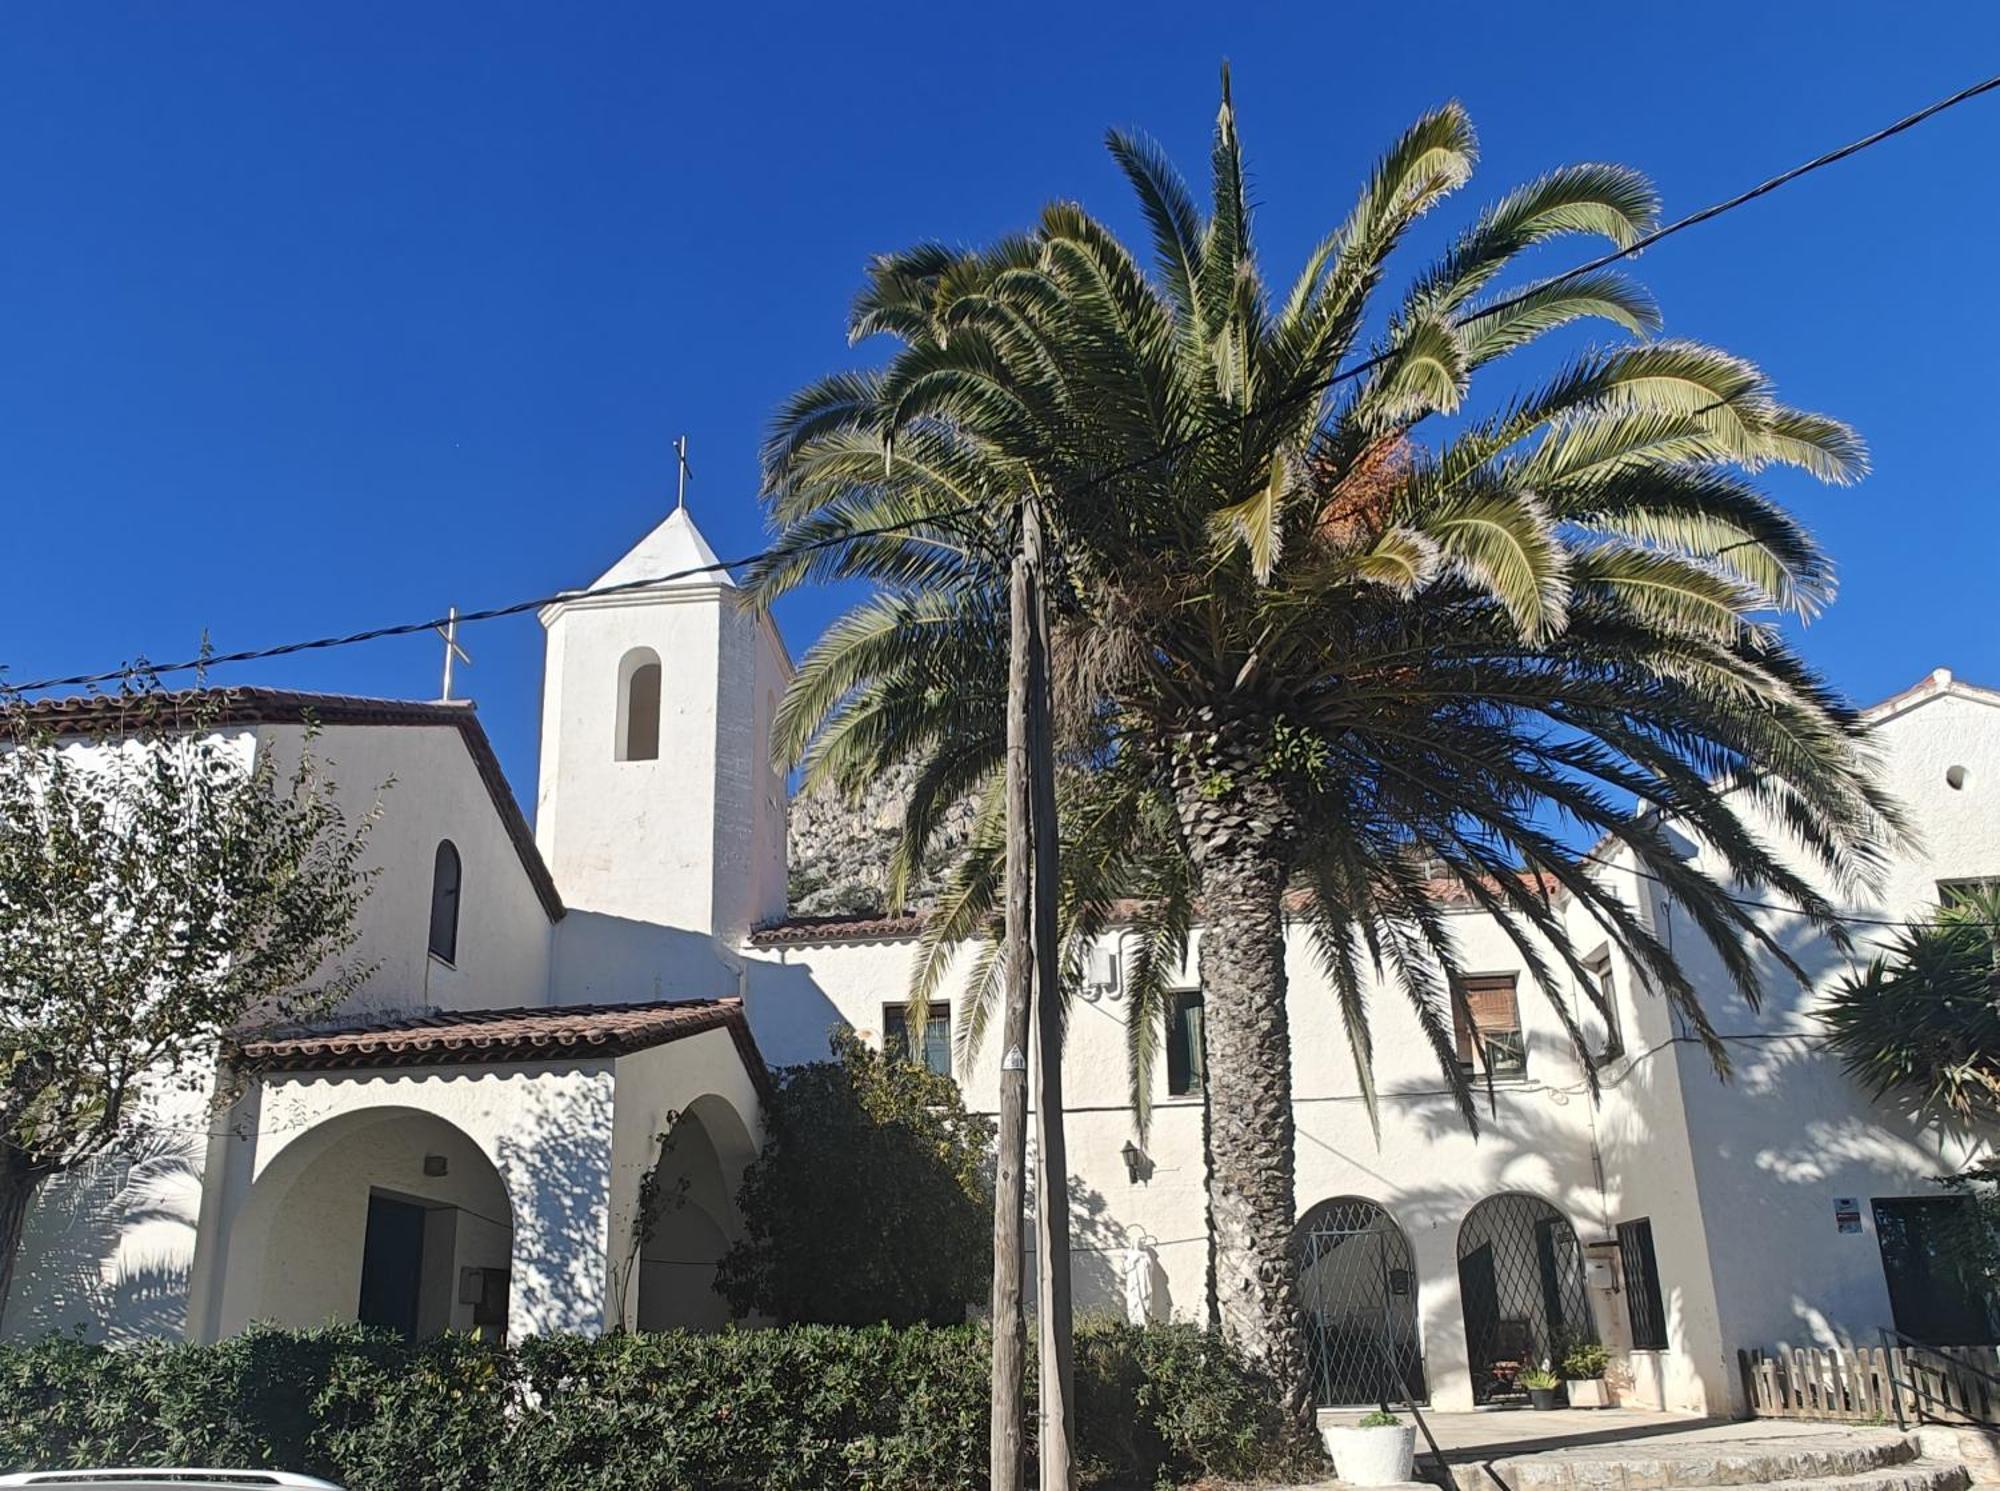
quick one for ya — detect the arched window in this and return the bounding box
[428,840,462,965]
[617,647,663,762]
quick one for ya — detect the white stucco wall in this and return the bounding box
[1629,679,2000,1401]
[192,1062,618,1344]
[535,582,790,945]
[607,1026,765,1331]
[745,904,1632,1410]
[254,720,555,1018]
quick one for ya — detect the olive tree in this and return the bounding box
[0,683,378,1310]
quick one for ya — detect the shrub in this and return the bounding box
[1356,1410,1401,1428]
[0,1320,1297,1490]
[716,1029,994,1326]
[1559,1340,1609,1380]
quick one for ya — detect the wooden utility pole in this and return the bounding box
[1028,497,1075,1491]
[990,505,1036,1491]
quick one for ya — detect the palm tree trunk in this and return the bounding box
[1173,721,1314,1443]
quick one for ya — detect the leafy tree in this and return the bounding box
[0,681,378,1310]
[750,77,1893,1424]
[716,1029,993,1326]
[1820,884,2000,1123]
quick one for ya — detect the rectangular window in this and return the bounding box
[1454,975,1526,1077]
[1618,1217,1668,1349]
[1939,878,2000,909]
[882,1002,951,1077]
[1585,950,1623,1062]
[1873,1195,2000,1345]
[1166,991,1205,1097]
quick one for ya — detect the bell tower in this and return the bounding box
[534,504,789,941]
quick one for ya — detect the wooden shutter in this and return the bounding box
[1455,976,1519,1064]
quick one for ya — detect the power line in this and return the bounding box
[1050,69,2000,497]
[9,69,1998,697]
[2,504,980,693]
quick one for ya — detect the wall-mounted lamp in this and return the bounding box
[1120,1140,1153,1185]
[423,1154,449,1178]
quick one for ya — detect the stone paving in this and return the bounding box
[1269,1410,1986,1491]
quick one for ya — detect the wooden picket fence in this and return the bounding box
[1740,1344,2000,1425]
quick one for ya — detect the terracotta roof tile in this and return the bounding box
[235,997,769,1094]
[12,686,563,924]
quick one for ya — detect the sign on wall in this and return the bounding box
[1833,1196,1863,1234]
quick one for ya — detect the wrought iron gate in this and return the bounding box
[1457,1192,1596,1403]
[1296,1198,1427,1407]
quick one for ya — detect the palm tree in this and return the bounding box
[749,76,1898,1429]
[1820,884,2000,1123]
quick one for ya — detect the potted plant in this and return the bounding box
[1518,1365,1563,1411]
[1561,1340,1611,1408]
[1322,1409,1418,1486]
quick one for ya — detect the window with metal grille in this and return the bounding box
[1167,991,1205,1096]
[1618,1217,1668,1349]
[428,840,461,966]
[1454,976,1525,1077]
[1940,878,2000,908]
[883,1002,950,1077]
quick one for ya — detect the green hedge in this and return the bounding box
[0,1320,1307,1491]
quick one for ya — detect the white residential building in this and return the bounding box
[5,505,1995,1418]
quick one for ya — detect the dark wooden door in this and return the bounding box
[357,1194,426,1340]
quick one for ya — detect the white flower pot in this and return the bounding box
[1321,1423,1417,1486]
[1565,1377,1609,1408]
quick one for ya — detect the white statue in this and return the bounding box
[1122,1237,1156,1325]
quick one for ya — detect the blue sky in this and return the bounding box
[4,4,1997,799]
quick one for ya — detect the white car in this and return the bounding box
[0,1474,343,1490]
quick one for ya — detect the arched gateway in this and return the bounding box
[1456,1191,1595,1403]
[1295,1197,1426,1406]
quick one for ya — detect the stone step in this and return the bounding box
[1459,1434,1935,1491]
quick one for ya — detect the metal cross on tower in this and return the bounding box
[674,433,692,513]
[435,606,472,702]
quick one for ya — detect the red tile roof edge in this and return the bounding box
[13,686,564,924]
[233,996,771,1097]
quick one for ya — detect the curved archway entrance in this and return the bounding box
[630,1094,756,1331]
[1456,1192,1594,1403]
[1296,1197,1426,1407]
[224,1106,514,1342]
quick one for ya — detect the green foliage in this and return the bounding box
[715,1029,994,1326]
[749,76,1895,1143]
[1356,1410,1402,1428]
[0,676,379,1302]
[1559,1339,1609,1380]
[1516,1366,1560,1391]
[1073,1319,1313,1488]
[1820,885,2000,1123]
[0,1321,1299,1491]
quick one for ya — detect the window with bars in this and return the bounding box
[882,1002,951,1077]
[1618,1217,1668,1349]
[1166,991,1205,1097]
[1454,976,1525,1077]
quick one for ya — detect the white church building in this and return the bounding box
[5,504,1997,1419]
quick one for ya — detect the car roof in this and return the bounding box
[0,1474,343,1490]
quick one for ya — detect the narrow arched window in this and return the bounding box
[617,647,663,762]
[429,840,462,965]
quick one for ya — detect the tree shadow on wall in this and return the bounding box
[492,1077,615,1337]
[6,1129,202,1343]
